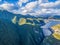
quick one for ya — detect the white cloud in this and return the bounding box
[22,1,37,12]
[38,0,48,4]
[40,1,60,8]
[13,0,60,16]
[18,0,28,7]
[11,1,37,15]
[0,2,14,11]
[26,9,60,16]
[0,0,60,16]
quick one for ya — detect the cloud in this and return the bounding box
[38,0,48,3]
[11,1,37,15]
[0,0,60,16]
[21,1,37,13]
[40,1,60,8]
[12,0,60,16]
[18,0,28,7]
[0,2,14,11]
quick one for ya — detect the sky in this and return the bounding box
[0,0,60,16]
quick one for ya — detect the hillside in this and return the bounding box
[0,10,45,45]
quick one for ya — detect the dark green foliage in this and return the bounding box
[0,19,21,45]
[0,10,45,45]
[0,19,44,45]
